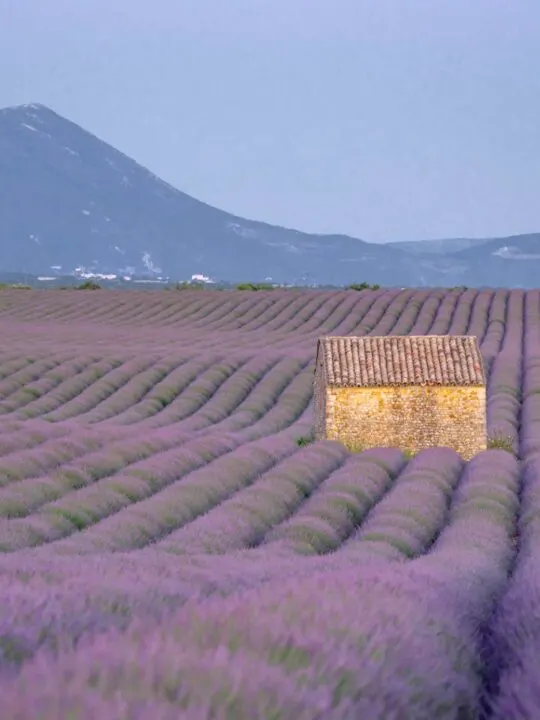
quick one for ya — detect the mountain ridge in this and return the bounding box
[1,103,539,287]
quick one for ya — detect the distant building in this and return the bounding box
[314,335,486,460]
[191,273,215,284]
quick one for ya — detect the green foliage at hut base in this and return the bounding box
[295,434,315,447]
[487,433,515,453]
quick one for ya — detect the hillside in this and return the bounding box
[2,102,540,287]
[0,103,418,287]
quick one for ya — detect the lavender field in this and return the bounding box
[0,287,537,718]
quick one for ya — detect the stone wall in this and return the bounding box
[324,384,486,460]
[313,358,327,440]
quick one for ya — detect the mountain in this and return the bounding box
[439,234,540,287]
[1,103,539,288]
[0,103,419,286]
[387,233,540,287]
[385,238,494,255]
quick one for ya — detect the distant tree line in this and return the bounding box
[0,280,475,292]
[346,282,381,291]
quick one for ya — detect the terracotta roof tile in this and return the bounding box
[317,335,486,387]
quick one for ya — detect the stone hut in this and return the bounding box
[314,335,486,460]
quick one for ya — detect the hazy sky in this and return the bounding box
[1,0,539,242]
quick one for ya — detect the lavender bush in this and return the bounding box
[0,287,538,717]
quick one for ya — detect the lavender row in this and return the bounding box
[3,352,310,430]
[482,300,540,718]
[0,451,520,717]
[487,353,521,452]
[339,447,464,560]
[30,432,302,554]
[143,355,281,431]
[0,289,527,359]
[0,363,314,526]
[263,448,405,554]
[87,358,244,426]
[155,441,349,555]
[0,425,195,520]
[0,561,485,719]
[0,356,73,404]
[0,445,518,720]
[32,356,158,421]
[446,288,477,335]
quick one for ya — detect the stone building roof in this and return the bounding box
[316,335,486,387]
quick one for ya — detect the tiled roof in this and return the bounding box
[317,335,486,387]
